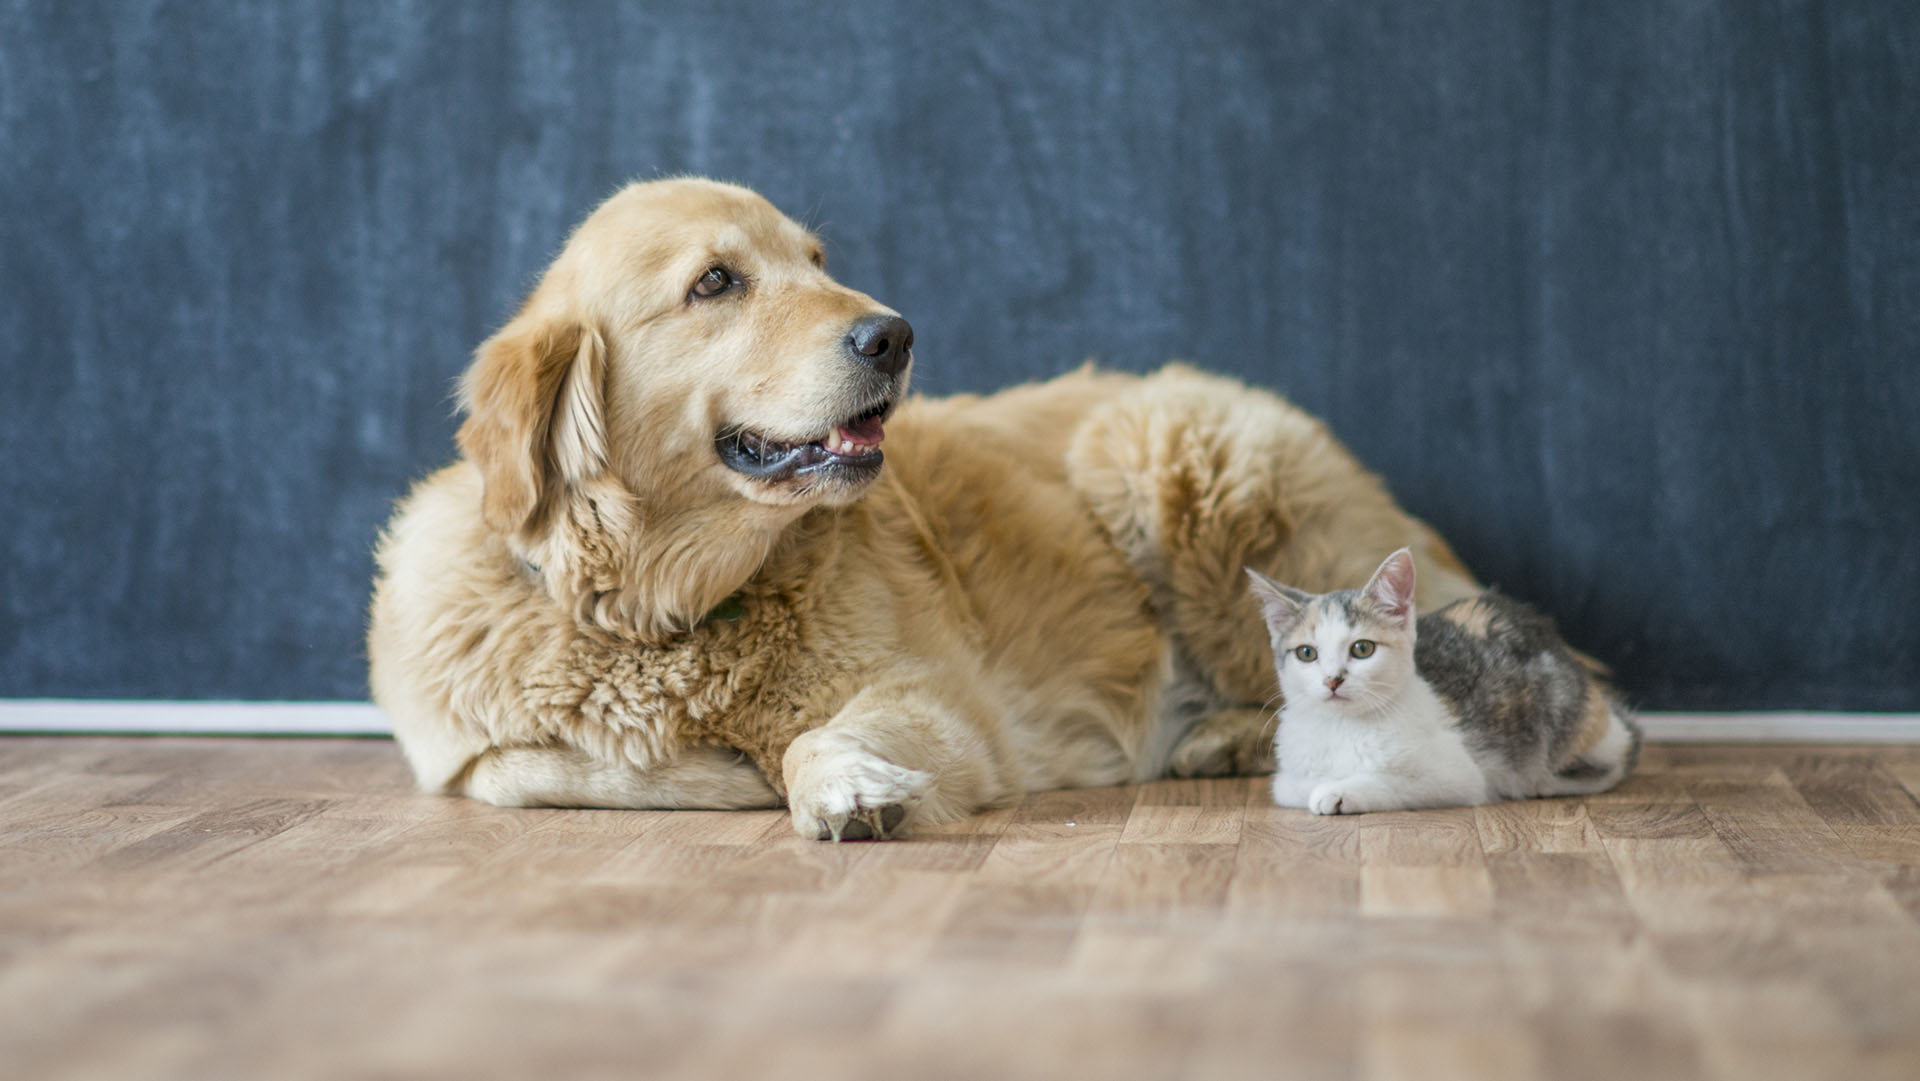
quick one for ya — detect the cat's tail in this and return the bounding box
[1547,694,1642,796]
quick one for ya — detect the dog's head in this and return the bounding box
[455,178,912,636]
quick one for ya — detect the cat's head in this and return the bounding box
[1246,548,1419,715]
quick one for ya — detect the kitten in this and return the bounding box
[1247,549,1639,814]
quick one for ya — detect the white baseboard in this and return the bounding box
[0,700,390,735]
[0,701,1916,743]
[1633,712,1920,743]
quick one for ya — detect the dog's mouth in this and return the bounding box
[716,398,895,483]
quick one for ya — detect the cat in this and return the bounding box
[1247,548,1639,814]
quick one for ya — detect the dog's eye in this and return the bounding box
[690,266,738,300]
[809,249,826,269]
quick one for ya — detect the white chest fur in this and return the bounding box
[1270,680,1491,814]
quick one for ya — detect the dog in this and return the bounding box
[367,178,1480,840]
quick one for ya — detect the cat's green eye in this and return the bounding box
[1349,640,1377,659]
[1293,645,1317,663]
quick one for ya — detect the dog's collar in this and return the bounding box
[701,592,746,624]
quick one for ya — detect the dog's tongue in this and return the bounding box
[835,413,885,449]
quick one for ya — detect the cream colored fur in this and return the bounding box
[368,178,1480,840]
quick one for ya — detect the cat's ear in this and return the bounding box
[1246,567,1310,632]
[1363,548,1417,621]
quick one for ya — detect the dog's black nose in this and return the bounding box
[846,314,913,378]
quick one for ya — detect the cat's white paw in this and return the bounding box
[785,733,931,842]
[1308,783,1360,815]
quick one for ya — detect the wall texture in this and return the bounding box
[2,1,1915,709]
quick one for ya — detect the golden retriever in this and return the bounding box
[368,178,1479,839]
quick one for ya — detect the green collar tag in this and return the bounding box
[703,593,746,624]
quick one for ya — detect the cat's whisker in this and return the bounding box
[1258,710,1281,741]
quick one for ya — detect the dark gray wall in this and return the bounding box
[3,1,1915,709]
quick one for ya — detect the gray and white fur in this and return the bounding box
[1249,548,1640,814]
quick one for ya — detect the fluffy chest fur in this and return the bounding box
[517,549,865,794]
[1271,683,1489,811]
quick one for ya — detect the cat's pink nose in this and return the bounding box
[1325,675,1345,692]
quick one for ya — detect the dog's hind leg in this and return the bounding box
[1066,365,1481,707]
[461,743,782,810]
[1165,707,1278,778]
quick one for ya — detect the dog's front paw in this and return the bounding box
[785,733,931,842]
[1308,783,1358,815]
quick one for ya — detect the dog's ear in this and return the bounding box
[456,313,608,534]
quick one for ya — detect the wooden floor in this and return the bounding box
[3,739,1920,1081]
